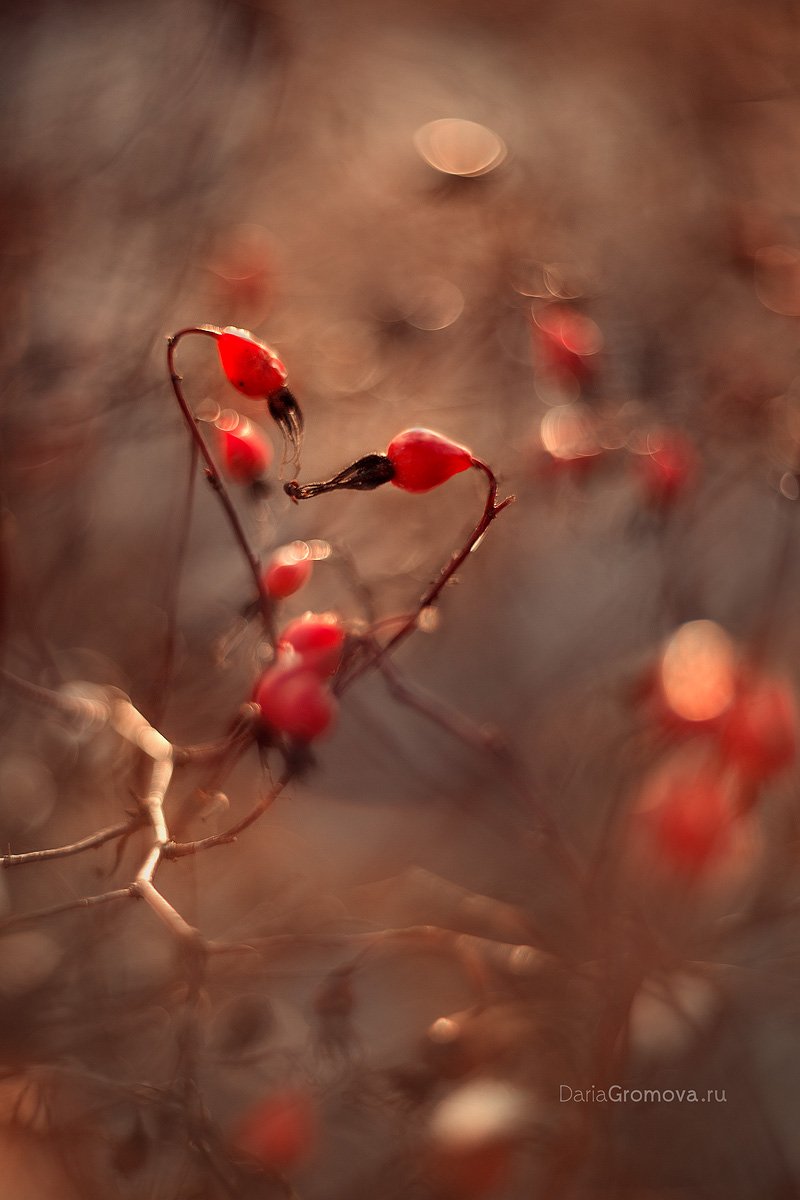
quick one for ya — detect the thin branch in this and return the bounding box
[376,655,503,751]
[172,716,257,766]
[142,756,173,845]
[337,459,514,691]
[149,434,199,726]
[125,742,201,940]
[132,861,197,941]
[0,667,109,725]
[166,327,275,643]
[213,924,548,986]
[166,768,291,858]
[374,655,583,885]
[169,716,258,841]
[376,652,582,868]
[1,820,139,868]
[0,887,134,931]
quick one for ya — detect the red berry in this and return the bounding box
[254,662,336,741]
[636,431,697,508]
[533,306,602,386]
[217,420,272,484]
[278,612,345,676]
[387,428,473,493]
[427,1080,529,1200]
[429,1142,512,1200]
[263,543,313,599]
[719,676,797,781]
[637,762,734,876]
[217,327,288,398]
[233,1088,316,1172]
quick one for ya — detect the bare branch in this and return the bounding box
[166,327,276,643]
[0,887,134,932]
[110,697,172,762]
[142,757,174,846]
[166,769,291,858]
[1,820,139,868]
[337,459,514,690]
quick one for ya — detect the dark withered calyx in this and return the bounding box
[284,453,395,501]
[268,387,304,461]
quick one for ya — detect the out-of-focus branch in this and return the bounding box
[166,768,291,858]
[1,820,139,868]
[0,887,134,931]
[338,459,514,689]
[375,654,584,887]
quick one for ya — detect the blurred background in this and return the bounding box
[3,0,800,1196]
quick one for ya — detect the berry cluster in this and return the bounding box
[532,305,698,510]
[254,613,344,743]
[630,620,798,878]
[167,323,512,753]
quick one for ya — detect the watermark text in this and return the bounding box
[559,1084,726,1104]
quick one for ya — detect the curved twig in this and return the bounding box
[166,326,275,643]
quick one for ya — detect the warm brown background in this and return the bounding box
[2,1,800,1196]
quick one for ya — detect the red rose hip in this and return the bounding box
[637,431,697,509]
[254,662,336,741]
[263,542,313,600]
[719,676,797,781]
[217,326,288,398]
[217,420,273,483]
[533,306,602,386]
[635,759,735,877]
[233,1087,316,1172]
[278,612,345,676]
[387,428,473,493]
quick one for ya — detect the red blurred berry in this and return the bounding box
[254,662,336,741]
[639,765,734,876]
[533,306,602,386]
[263,543,313,600]
[279,612,345,676]
[719,676,797,781]
[636,431,697,509]
[429,1142,512,1200]
[233,1088,316,1172]
[427,1080,529,1200]
[217,326,288,399]
[387,428,473,493]
[217,421,272,484]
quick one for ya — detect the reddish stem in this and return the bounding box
[338,458,514,691]
[166,327,275,643]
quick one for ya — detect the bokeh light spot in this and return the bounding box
[660,620,737,723]
[414,119,506,178]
